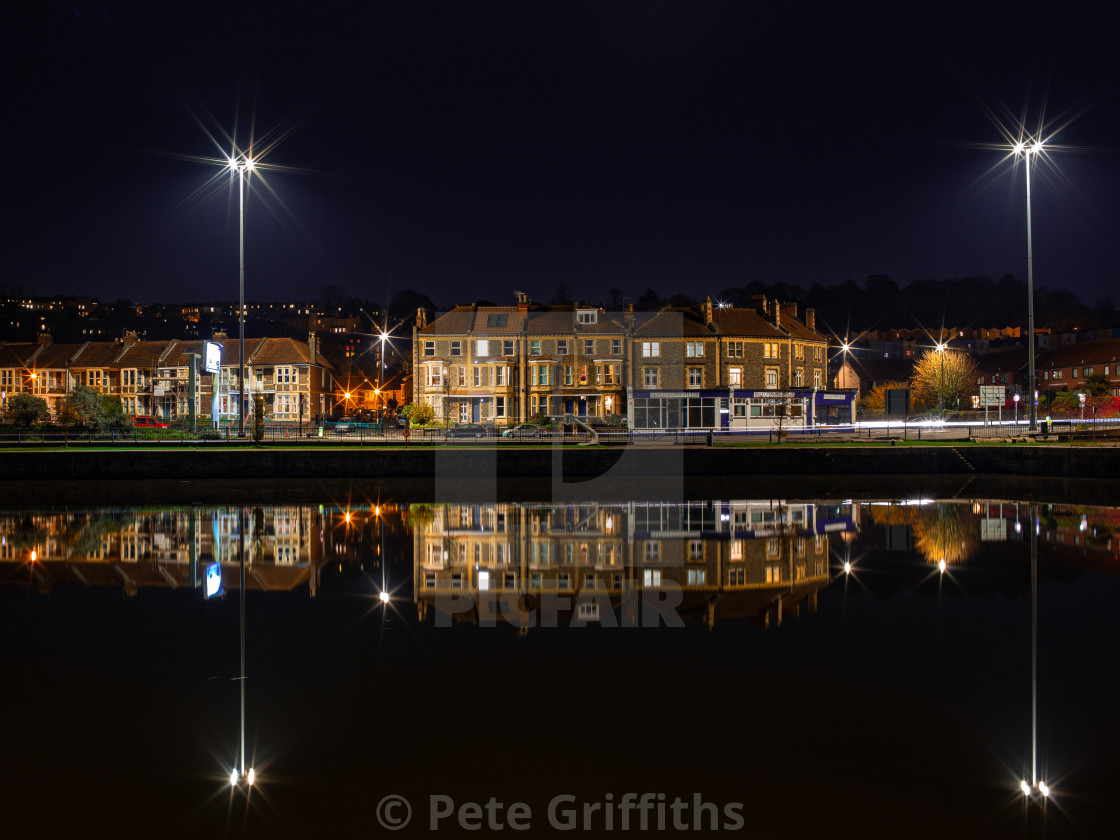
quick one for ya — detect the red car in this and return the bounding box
[132,416,170,429]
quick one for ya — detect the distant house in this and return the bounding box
[0,332,334,424]
[832,356,915,402]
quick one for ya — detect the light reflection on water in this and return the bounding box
[1,497,1118,838]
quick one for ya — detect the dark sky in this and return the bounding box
[8,1,1120,311]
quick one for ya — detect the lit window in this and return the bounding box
[728,367,742,386]
[642,342,660,357]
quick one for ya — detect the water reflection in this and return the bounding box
[409,501,852,629]
[2,495,1119,837]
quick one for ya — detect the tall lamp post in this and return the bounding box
[229,154,255,438]
[1014,140,1042,432]
[935,341,947,416]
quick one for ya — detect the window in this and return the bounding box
[1085,367,1093,376]
[813,345,824,362]
[577,310,597,324]
[530,340,541,356]
[564,365,573,386]
[765,369,779,389]
[532,365,551,386]
[121,369,137,388]
[764,342,780,359]
[583,338,594,355]
[765,565,781,583]
[689,540,704,560]
[475,340,489,356]
[450,340,462,356]
[795,368,803,387]
[643,569,662,587]
[558,339,569,355]
[473,367,489,386]
[579,365,588,385]
[645,542,660,561]
[425,573,436,588]
[602,364,616,385]
[643,368,659,387]
[495,366,506,386]
[688,367,703,388]
[503,339,515,356]
[424,341,435,356]
[814,369,822,389]
[688,569,706,586]
[0,369,13,389]
[495,397,505,417]
[457,367,466,386]
[1072,368,1079,379]
[767,538,780,557]
[1054,369,1062,380]
[795,343,804,360]
[686,342,704,357]
[728,367,742,386]
[641,342,659,357]
[86,370,102,389]
[486,313,508,328]
[729,568,745,585]
[727,341,744,358]
[426,367,443,387]
[276,366,296,385]
[611,339,622,355]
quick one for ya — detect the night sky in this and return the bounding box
[9,2,1120,310]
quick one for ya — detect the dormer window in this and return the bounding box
[576,310,597,325]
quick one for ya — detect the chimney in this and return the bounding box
[123,330,140,345]
[308,331,317,365]
[702,296,713,326]
[516,292,530,317]
[805,308,816,330]
[769,299,781,328]
[748,295,767,315]
[624,303,634,328]
[416,307,427,329]
[213,331,227,341]
[37,332,53,346]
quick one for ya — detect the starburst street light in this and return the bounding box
[227,153,255,438]
[1013,138,1045,432]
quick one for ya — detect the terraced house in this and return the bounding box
[412,295,627,425]
[0,332,334,424]
[630,296,844,429]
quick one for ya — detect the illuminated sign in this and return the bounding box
[204,562,223,599]
[204,341,221,375]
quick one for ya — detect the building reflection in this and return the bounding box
[0,506,327,596]
[410,501,858,629]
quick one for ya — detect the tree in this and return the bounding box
[59,385,108,428]
[2,393,50,426]
[859,381,910,414]
[1080,372,1112,397]
[550,283,572,305]
[909,349,980,415]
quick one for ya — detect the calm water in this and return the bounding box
[2,495,1117,838]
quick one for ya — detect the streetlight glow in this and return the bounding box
[1020,779,1031,796]
[246,767,256,786]
[938,558,946,574]
[1038,781,1049,797]
[379,590,390,604]
[230,768,239,786]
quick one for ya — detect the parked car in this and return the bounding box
[502,423,550,440]
[446,423,490,439]
[132,416,170,429]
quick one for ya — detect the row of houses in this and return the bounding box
[0,332,336,423]
[413,294,855,429]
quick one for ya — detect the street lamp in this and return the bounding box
[228,154,255,438]
[1013,139,1043,432]
[935,342,947,416]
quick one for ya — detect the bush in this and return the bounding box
[2,393,51,426]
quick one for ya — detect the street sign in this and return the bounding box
[1079,393,1087,406]
[979,385,1005,407]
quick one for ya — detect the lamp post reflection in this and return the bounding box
[1020,503,1050,804]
